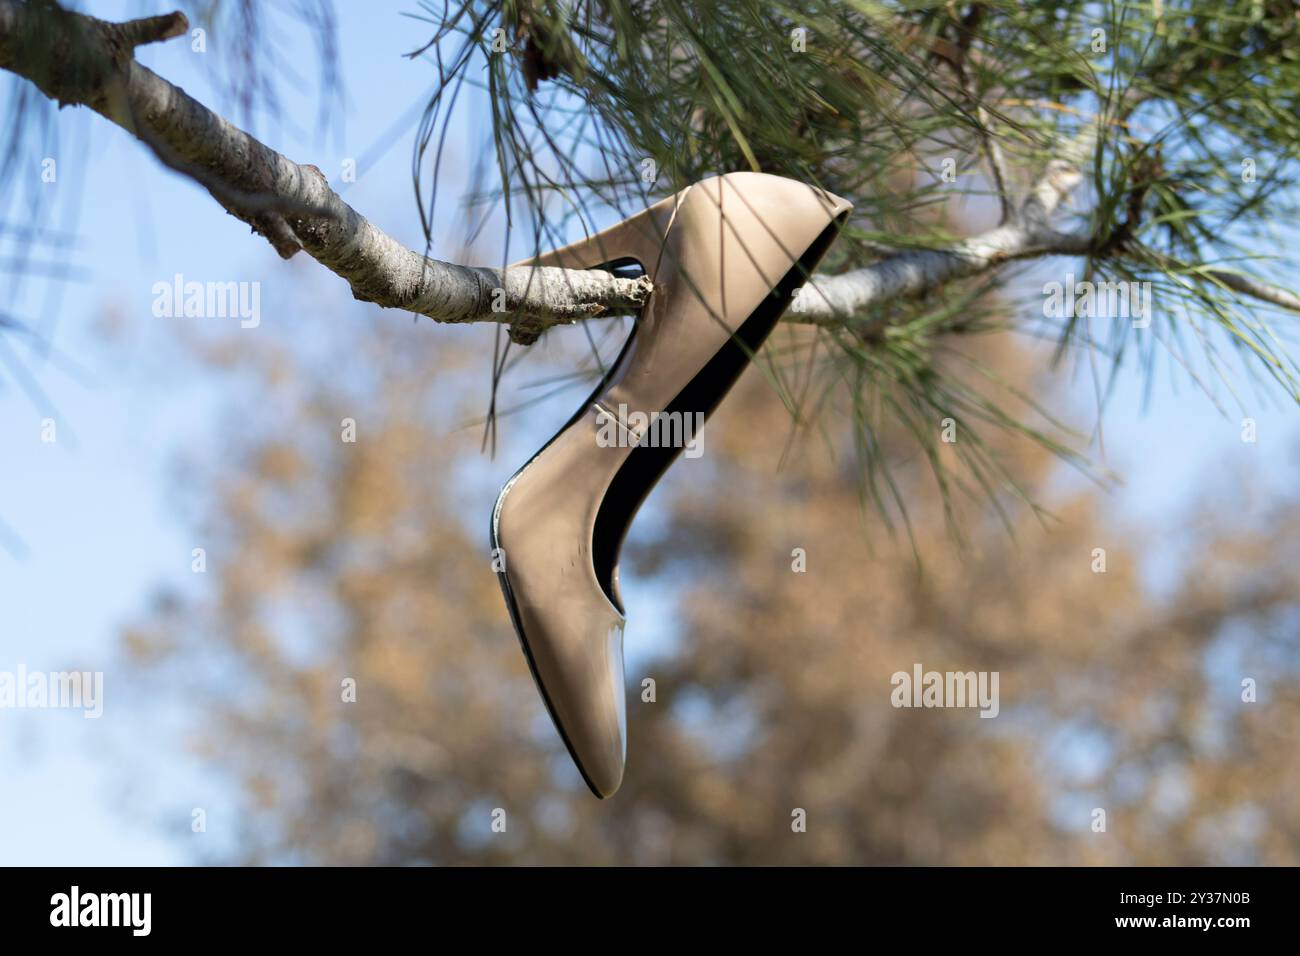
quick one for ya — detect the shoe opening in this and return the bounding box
[590,210,850,615]
[598,257,647,281]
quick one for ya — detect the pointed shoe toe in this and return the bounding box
[530,612,628,799]
[492,411,630,798]
[507,583,628,798]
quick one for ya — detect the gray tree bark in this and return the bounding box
[2,1,1296,346]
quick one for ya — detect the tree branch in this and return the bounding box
[791,119,1300,332]
[1130,245,1300,314]
[113,11,187,50]
[0,0,651,343]
[3,0,1296,349]
[791,131,1091,329]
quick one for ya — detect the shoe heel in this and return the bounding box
[512,189,691,275]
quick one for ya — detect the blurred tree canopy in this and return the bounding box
[120,300,1300,864]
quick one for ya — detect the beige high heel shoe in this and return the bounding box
[491,172,852,797]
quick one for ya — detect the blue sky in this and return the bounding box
[1,1,1296,865]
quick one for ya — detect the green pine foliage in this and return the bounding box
[413,0,1300,535]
